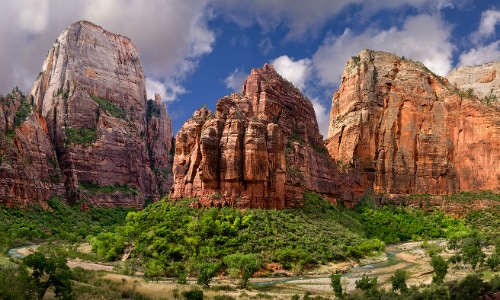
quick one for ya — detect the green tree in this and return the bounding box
[330,273,343,298]
[223,253,261,288]
[0,264,37,299]
[390,269,408,293]
[355,275,379,298]
[430,255,448,284]
[23,252,73,300]
[196,261,220,288]
[487,253,500,271]
[448,231,487,270]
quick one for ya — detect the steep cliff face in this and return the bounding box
[172,65,356,208]
[0,89,64,207]
[1,21,172,208]
[447,61,500,100]
[326,49,500,195]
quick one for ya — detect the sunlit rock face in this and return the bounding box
[326,49,500,196]
[172,64,358,208]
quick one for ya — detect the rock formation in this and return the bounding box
[172,64,357,208]
[326,49,500,196]
[447,61,500,100]
[1,21,173,208]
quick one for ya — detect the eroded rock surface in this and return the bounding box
[447,61,500,100]
[1,21,173,208]
[172,65,356,208]
[326,50,500,196]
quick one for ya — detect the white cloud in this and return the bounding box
[476,9,500,39]
[211,0,362,39]
[310,97,330,138]
[211,0,454,39]
[267,55,328,135]
[223,68,248,92]
[459,41,500,66]
[313,14,453,86]
[146,78,187,102]
[271,56,312,90]
[0,0,214,102]
[458,9,500,67]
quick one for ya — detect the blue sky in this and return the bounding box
[1,0,500,137]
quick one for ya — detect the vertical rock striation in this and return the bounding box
[326,49,500,196]
[1,21,173,208]
[172,64,357,208]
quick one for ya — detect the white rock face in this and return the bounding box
[447,62,500,100]
[30,20,147,130]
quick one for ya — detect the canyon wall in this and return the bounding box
[326,50,500,196]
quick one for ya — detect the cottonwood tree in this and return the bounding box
[430,255,448,284]
[23,252,73,300]
[223,253,261,288]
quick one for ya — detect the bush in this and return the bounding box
[65,127,98,145]
[90,94,127,119]
[182,287,204,300]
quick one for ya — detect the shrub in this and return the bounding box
[65,127,98,145]
[90,94,127,119]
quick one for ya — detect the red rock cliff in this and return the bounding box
[172,65,358,208]
[1,21,173,208]
[326,49,500,196]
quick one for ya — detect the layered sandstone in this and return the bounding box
[0,90,64,207]
[447,61,500,100]
[172,65,356,208]
[1,21,172,208]
[326,50,500,196]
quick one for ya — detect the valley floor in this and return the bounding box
[6,240,488,299]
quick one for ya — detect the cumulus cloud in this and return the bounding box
[458,9,500,67]
[146,78,187,102]
[223,68,248,91]
[211,0,362,39]
[0,0,215,102]
[459,42,500,66]
[211,0,454,39]
[313,14,453,86]
[476,9,500,39]
[268,55,330,136]
[271,56,312,90]
[310,97,330,138]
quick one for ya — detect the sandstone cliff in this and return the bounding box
[172,65,358,208]
[447,61,500,102]
[326,50,500,196]
[1,21,173,208]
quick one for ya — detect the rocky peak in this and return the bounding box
[172,65,356,208]
[447,61,500,102]
[0,21,173,208]
[326,49,500,196]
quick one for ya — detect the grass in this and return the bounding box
[90,94,127,119]
[79,181,139,195]
[65,127,98,146]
